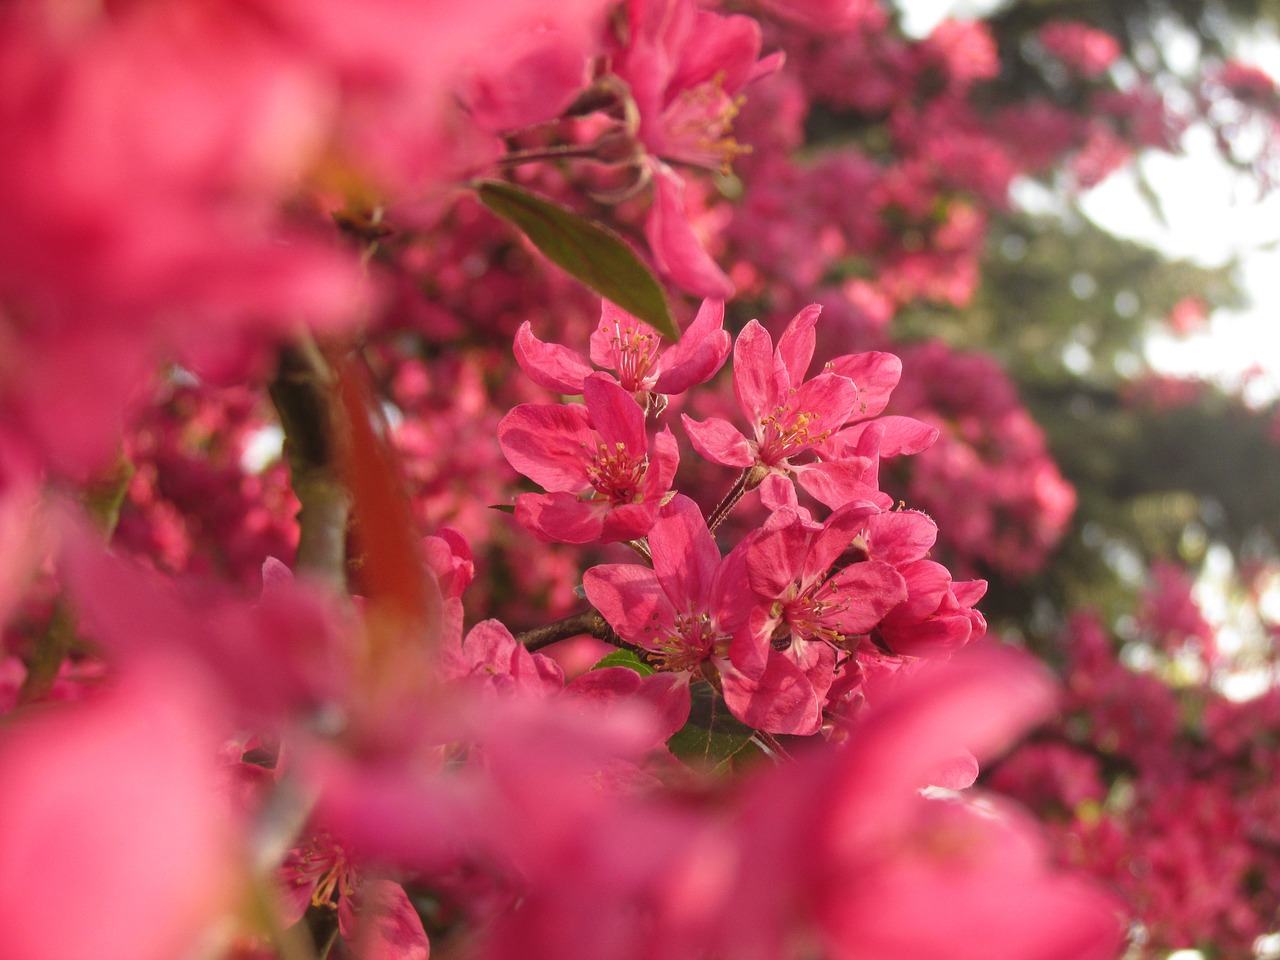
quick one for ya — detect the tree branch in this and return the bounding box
[268,341,351,591]
[515,608,641,655]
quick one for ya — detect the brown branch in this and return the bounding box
[515,608,643,655]
[268,341,351,591]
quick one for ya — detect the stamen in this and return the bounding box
[584,440,648,502]
[611,320,660,392]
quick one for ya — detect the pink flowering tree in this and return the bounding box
[1,2,1278,959]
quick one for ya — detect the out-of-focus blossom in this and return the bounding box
[1038,21,1121,79]
[608,0,782,296]
[279,832,429,960]
[0,660,241,960]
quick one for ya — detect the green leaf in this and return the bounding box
[475,180,678,340]
[666,680,764,773]
[590,649,654,676]
[488,503,516,514]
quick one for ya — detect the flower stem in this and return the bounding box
[706,467,753,533]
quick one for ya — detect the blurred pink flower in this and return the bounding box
[0,660,241,960]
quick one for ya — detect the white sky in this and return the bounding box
[1080,127,1280,403]
[895,0,1280,402]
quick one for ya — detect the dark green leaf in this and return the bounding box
[488,503,516,514]
[666,680,763,772]
[475,180,678,340]
[590,649,654,676]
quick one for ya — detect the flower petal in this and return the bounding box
[514,321,593,395]
[731,319,777,424]
[583,563,676,649]
[498,403,593,492]
[645,165,734,299]
[514,492,607,544]
[653,297,730,396]
[828,350,902,419]
[794,460,890,511]
[649,495,721,612]
[583,373,646,453]
[343,879,430,960]
[837,416,939,456]
[825,560,908,635]
[600,502,660,543]
[681,414,753,467]
[775,303,822,387]
[720,652,821,735]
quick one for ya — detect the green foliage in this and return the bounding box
[475,180,678,340]
[591,649,655,676]
[667,680,765,773]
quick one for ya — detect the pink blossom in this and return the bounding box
[584,495,818,733]
[659,648,1123,960]
[1166,294,1209,336]
[875,560,987,658]
[1137,560,1216,659]
[1038,21,1121,79]
[279,832,429,960]
[609,0,782,296]
[0,661,241,960]
[746,501,908,701]
[682,305,860,485]
[498,373,679,543]
[421,528,475,600]
[916,19,999,93]
[442,616,565,700]
[514,297,729,398]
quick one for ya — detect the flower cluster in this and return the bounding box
[4,1,1273,959]
[503,301,986,738]
[991,599,1280,958]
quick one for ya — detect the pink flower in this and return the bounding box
[584,495,819,733]
[684,305,910,508]
[0,661,241,960]
[683,305,852,467]
[916,19,999,92]
[875,561,987,658]
[609,0,782,296]
[498,373,679,543]
[746,500,907,701]
[1038,21,1121,79]
[615,0,779,176]
[279,832,429,960]
[514,298,729,399]
[442,617,565,700]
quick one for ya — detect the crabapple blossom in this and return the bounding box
[0,660,241,960]
[499,373,679,543]
[515,297,729,400]
[584,495,822,733]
